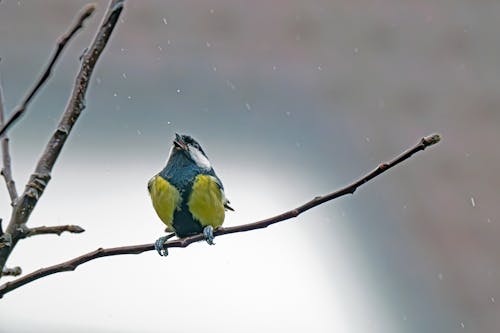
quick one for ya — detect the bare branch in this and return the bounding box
[1,266,21,277]
[0,77,18,203]
[0,0,125,275]
[0,219,8,249]
[0,4,96,138]
[21,225,85,238]
[0,134,441,298]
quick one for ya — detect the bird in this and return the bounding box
[148,133,233,256]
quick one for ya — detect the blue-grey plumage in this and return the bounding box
[148,133,233,256]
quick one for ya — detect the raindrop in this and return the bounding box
[245,103,251,111]
[402,315,407,321]
[460,322,465,328]
[226,80,236,91]
[209,9,215,14]
[167,121,171,125]
[120,48,125,53]
[317,65,323,71]
[491,297,496,304]
[122,73,127,79]
[167,40,171,45]
[137,130,142,135]
[157,45,163,51]
[487,218,492,223]
[437,273,443,280]
[470,197,476,207]
[212,66,217,72]
[365,137,370,143]
[272,65,277,71]
[127,95,132,100]
[354,47,359,54]
[206,42,211,47]
[162,17,168,25]
[113,92,118,97]
[285,111,291,116]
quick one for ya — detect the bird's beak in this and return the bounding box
[173,133,188,150]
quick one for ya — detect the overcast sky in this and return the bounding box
[1,0,499,332]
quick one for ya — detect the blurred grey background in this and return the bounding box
[0,0,499,332]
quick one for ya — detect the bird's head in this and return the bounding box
[169,133,212,169]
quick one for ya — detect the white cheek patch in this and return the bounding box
[189,146,211,169]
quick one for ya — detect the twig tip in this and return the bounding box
[2,266,22,277]
[111,0,125,12]
[83,3,97,17]
[72,225,85,233]
[422,133,441,146]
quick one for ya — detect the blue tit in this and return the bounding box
[148,133,233,256]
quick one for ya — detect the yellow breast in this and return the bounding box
[188,175,225,229]
[148,175,181,231]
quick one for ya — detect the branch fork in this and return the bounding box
[0,1,124,277]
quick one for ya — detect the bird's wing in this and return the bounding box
[209,175,234,211]
[148,174,181,231]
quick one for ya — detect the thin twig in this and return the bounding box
[0,0,125,276]
[0,77,18,203]
[21,225,85,238]
[0,4,96,138]
[0,134,441,298]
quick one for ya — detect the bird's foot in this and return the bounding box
[154,236,168,256]
[203,225,215,245]
[154,233,175,256]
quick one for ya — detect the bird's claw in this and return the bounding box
[154,233,176,256]
[203,225,215,245]
[154,236,169,256]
